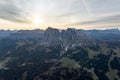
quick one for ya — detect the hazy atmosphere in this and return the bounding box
[0,0,120,30]
[0,1,120,80]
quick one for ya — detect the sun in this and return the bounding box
[32,18,43,25]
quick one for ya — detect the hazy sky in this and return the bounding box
[0,0,120,30]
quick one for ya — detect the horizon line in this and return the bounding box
[0,27,119,31]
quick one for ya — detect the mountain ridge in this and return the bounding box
[0,28,120,40]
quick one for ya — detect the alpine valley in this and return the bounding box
[0,27,120,80]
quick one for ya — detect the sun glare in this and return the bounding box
[33,18,43,25]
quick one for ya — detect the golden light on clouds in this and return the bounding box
[0,0,120,30]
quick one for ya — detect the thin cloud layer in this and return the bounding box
[80,14,120,25]
[0,0,30,23]
[0,0,120,29]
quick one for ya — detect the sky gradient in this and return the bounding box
[0,0,120,30]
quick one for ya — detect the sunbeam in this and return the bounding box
[81,0,92,17]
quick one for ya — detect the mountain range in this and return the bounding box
[1,28,120,40]
[0,27,120,80]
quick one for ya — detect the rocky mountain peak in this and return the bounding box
[44,27,60,42]
[43,27,93,48]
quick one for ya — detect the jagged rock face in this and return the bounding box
[61,28,78,45]
[43,27,93,48]
[44,27,60,42]
[61,28,92,47]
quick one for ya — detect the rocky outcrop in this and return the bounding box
[43,27,94,49]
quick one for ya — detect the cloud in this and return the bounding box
[0,0,120,25]
[0,0,30,23]
[69,14,120,25]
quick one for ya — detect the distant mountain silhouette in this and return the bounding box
[0,28,120,40]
